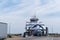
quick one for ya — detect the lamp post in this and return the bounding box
[8,23,12,38]
[9,23,11,35]
[52,25,53,40]
[52,25,53,34]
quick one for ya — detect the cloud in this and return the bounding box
[44,12,60,18]
[0,0,57,15]
[0,0,60,34]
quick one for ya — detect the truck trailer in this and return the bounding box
[0,22,7,40]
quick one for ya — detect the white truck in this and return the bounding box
[0,22,7,40]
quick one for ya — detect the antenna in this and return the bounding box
[32,10,37,18]
[32,8,37,18]
[33,14,36,18]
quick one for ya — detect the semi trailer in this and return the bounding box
[0,22,7,40]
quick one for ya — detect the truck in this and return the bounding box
[23,16,48,37]
[0,22,7,40]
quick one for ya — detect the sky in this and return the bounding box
[0,0,60,34]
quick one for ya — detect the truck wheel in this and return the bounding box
[23,32,26,37]
[37,33,41,36]
[33,33,37,36]
[23,32,29,37]
[46,27,48,36]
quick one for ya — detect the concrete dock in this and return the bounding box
[6,36,60,40]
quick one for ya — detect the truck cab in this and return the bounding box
[23,16,48,37]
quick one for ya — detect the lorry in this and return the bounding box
[0,22,7,40]
[23,16,48,37]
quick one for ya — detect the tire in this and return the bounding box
[37,33,41,36]
[23,32,26,37]
[33,34,37,36]
[46,27,48,36]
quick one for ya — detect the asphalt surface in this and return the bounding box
[6,36,60,40]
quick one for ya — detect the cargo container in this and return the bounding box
[0,22,7,40]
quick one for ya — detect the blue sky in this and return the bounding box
[0,0,60,34]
